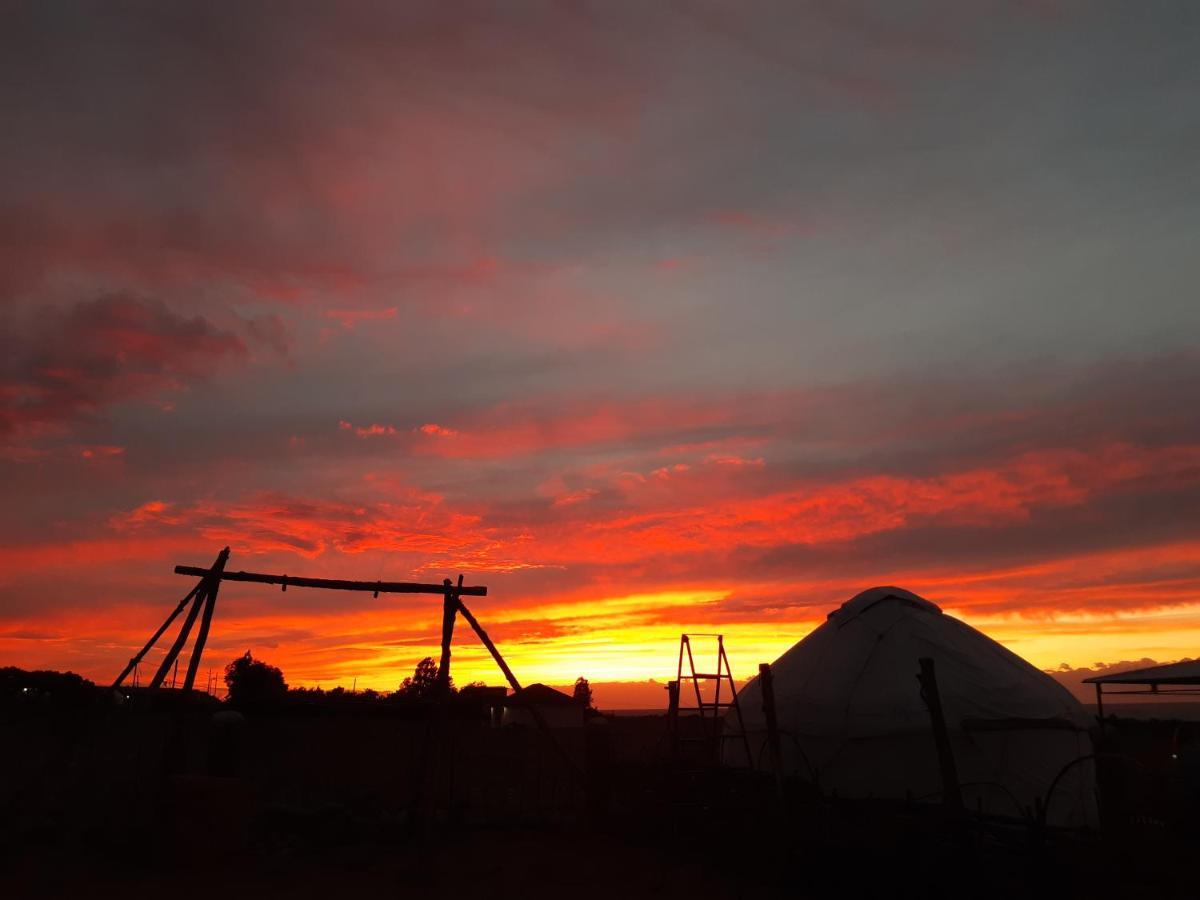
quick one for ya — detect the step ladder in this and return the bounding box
[671,633,752,765]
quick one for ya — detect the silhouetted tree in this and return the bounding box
[1,667,97,709]
[573,676,594,709]
[395,656,452,699]
[224,651,287,705]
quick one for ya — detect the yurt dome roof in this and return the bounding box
[731,586,1098,827]
[827,586,941,623]
[742,586,1089,738]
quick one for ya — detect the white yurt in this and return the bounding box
[732,587,1097,828]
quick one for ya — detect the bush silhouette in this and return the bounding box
[224,651,287,704]
[395,656,452,699]
[573,676,594,709]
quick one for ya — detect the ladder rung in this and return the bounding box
[686,673,725,679]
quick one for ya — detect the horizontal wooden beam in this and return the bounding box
[173,566,487,597]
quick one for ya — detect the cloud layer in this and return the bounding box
[2,2,1199,697]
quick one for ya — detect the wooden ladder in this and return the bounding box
[673,633,752,766]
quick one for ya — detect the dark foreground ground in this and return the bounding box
[5,683,1197,899]
[16,827,779,900]
[8,799,1198,900]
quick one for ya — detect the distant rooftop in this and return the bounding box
[504,683,579,707]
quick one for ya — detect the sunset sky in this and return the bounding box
[2,2,1198,707]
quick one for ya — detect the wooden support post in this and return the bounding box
[149,548,226,689]
[149,590,205,689]
[760,664,784,771]
[1095,682,1105,738]
[455,597,522,694]
[111,582,203,689]
[917,657,963,815]
[760,662,788,812]
[182,547,229,692]
[667,679,680,758]
[456,596,583,781]
[436,575,461,696]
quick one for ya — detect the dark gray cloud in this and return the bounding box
[748,480,1200,611]
[3,2,1200,684]
[0,294,246,436]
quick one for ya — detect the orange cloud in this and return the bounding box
[354,424,397,438]
[324,307,398,330]
[407,397,742,460]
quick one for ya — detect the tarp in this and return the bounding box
[732,587,1098,827]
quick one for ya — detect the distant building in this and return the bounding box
[459,684,508,726]
[502,682,585,729]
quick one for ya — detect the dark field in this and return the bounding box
[4,687,1198,899]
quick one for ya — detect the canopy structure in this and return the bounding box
[1084,659,1200,723]
[733,587,1098,828]
[1084,659,1200,687]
